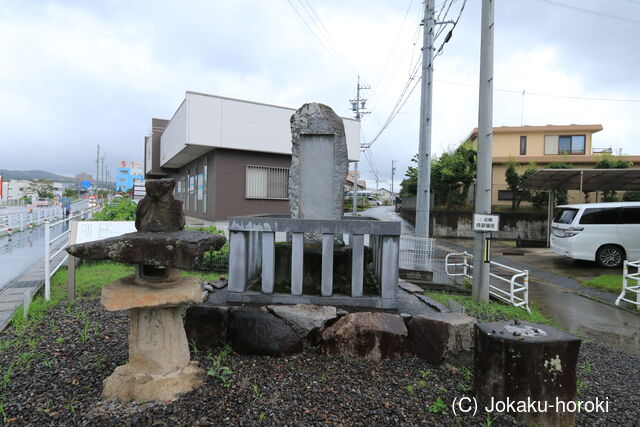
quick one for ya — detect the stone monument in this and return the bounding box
[289,102,348,220]
[67,178,226,401]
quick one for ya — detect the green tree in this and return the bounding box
[399,141,477,208]
[505,161,539,210]
[28,179,55,199]
[623,190,640,201]
[91,198,137,221]
[548,162,572,205]
[63,188,79,199]
[594,153,632,202]
[399,154,418,198]
[505,161,520,211]
[430,141,477,207]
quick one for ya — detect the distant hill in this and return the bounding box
[0,169,76,183]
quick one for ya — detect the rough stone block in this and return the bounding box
[101,361,204,402]
[101,276,204,311]
[135,178,186,232]
[267,304,337,345]
[321,312,407,360]
[185,305,230,350]
[227,307,303,356]
[474,321,581,427]
[407,313,475,365]
[66,230,226,270]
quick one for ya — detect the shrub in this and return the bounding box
[91,198,137,221]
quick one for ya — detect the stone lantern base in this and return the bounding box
[100,276,206,401]
[102,361,204,402]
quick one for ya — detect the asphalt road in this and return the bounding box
[362,205,640,355]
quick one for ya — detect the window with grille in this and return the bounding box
[246,165,289,200]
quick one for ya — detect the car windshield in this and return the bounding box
[553,208,579,224]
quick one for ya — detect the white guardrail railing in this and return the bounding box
[615,259,640,309]
[0,208,63,236]
[43,208,97,301]
[445,251,530,312]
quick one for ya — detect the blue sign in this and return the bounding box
[81,180,91,189]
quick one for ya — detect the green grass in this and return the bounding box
[499,240,517,248]
[12,261,220,331]
[12,262,134,331]
[582,275,624,294]
[425,291,558,327]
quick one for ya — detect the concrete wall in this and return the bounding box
[399,206,548,241]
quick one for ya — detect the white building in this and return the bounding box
[145,91,360,222]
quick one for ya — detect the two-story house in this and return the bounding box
[469,124,640,206]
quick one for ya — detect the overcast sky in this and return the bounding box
[1,0,639,189]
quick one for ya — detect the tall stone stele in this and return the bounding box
[67,178,226,401]
[289,102,348,221]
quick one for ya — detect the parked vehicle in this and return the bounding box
[550,202,640,268]
[33,198,50,207]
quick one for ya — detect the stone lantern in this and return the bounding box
[67,179,225,401]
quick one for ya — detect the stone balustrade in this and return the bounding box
[227,215,401,309]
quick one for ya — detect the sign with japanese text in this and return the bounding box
[473,214,499,232]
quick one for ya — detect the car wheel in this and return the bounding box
[596,245,624,269]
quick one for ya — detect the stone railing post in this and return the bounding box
[228,231,248,293]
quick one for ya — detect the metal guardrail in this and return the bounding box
[615,259,640,309]
[0,208,63,236]
[445,251,530,312]
[43,208,97,301]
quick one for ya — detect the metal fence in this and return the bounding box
[0,208,63,236]
[43,209,96,301]
[445,251,530,312]
[616,259,640,309]
[399,236,434,271]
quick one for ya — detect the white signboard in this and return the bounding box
[473,214,500,232]
[73,221,137,244]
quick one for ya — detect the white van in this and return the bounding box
[550,202,640,268]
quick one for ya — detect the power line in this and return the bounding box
[434,0,467,58]
[365,0,468,149]
[435,78,640,102]
[297,0,360,76]
[369,0,415,106]
[285,0,356,79]
[368,11,423,113]
[532,0,640,24]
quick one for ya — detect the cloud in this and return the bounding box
[0,0,638,187]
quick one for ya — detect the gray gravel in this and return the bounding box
[0,298,637,426]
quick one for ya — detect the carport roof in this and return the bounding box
[520,168,640,191]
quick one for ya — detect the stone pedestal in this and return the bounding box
[100,277,205,401]
[474,321,581,427]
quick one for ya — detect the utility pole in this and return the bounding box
[96,145,100,186]
[472,0,495,303]
[415,0,435,238]
[391,160,396,195]
[102,155,107,186]
[350,75,370,215]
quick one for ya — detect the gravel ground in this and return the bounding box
[0,298,638,426]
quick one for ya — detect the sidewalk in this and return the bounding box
[0,250,67,332]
